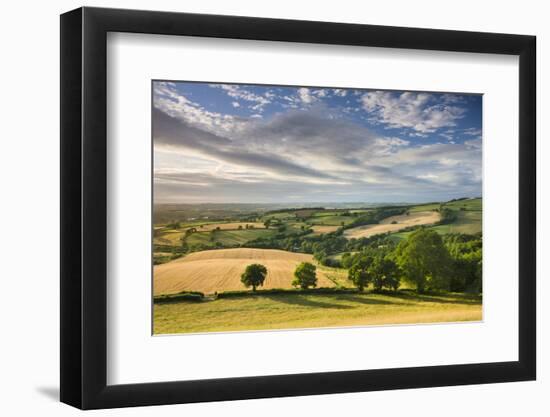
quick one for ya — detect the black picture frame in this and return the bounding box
[60,6,536,410]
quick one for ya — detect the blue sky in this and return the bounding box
[153,81,482,204]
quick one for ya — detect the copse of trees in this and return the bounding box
[292,262,317,289]
[346,248,401,292]
[341,207,407,231]
[243,208,406,261]
[184,227,197,238]
[348,254,374,291]
[371,256,401,291]
[339,229,475,294]
[394,228,452,293]
[240,264,268,291]
[444,233,482,293]
[439,207,458,224]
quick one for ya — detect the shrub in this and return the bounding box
[154,291,205,303]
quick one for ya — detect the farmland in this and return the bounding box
[154,248,340,295]
[343,211,440,239]
[153,197,482,333]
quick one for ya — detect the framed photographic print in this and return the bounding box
[60,7,536,409]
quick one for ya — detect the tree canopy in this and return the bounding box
[395,228,452,293]
[292,262,317,289]
[240,263,268,291]
[371,256,401,291]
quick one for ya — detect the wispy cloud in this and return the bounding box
[361,91,466,133]
[211,84,271,113]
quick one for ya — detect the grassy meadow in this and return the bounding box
[154,291,482,334]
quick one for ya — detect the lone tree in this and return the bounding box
[264,219,272,229]
[292,262,317,289]
[240,264,268,292]
[395,228,451,293]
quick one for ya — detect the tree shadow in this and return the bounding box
[383,291,482,305]
[331,294,404,306]
[263,294,354,309]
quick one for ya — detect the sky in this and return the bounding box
[153,81,482,204]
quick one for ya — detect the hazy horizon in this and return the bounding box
[153,81,482,204]
[154,197,480,207]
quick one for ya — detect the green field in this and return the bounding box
[185,229,276,246]
[430,210,482,235]
[445,198,482,211]
[408,203,441,212]
[390,198,482,241]
[156,199,482,249]
[262,212,296,221]
[154,291,482,334]
[307,215,355,226]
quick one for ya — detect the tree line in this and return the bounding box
[241,228,482,294]
[342,229,482,293]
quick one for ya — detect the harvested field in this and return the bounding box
[310,225,340,235]
[343,211,440,239]
[154,248,336,295]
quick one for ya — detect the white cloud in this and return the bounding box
[361,91,466,133]
[231,101,240,108]
[332,89,347,97]
[298,88,315,104]
[213,84,271,112]
[313,89,328,98]
[154,82,246,135]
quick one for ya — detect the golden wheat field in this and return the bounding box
[343,211,440,239]
[153,248,337,295]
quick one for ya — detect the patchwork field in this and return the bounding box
[343,211,440,239]
[430,210,482,235]
[184,229,275,247]
[153,199,482,334]
[154,248,338,295]
[154,291,482,334]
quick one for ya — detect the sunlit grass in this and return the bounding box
[154,291,482,334]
